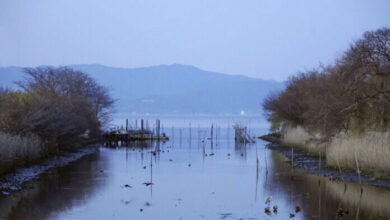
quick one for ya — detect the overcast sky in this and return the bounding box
[1,1,389,81]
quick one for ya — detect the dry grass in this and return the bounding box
[327,132,390,175]
[282,126,311,146]
[281,126,325,154]
[0,132,42,174]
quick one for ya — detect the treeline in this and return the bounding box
[0,67,113,174]
[263,27,390,139]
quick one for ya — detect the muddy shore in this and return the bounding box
[0,145,99,195]
[259,134,390,188]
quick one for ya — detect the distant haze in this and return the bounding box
[0,64,283,115]
[1,1,390,81]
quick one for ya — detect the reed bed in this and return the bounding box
[0,132,42,174]
[281,126,326,154]
[327,132,390,175]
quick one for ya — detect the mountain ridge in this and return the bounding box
[0,64,284,114]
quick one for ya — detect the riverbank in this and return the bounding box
[260,134,390,188]
[0,145,99,195]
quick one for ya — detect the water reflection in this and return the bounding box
[266,150,390,219]
[0,127,389,220]
[0,152,108,220]
[234,142,253,161]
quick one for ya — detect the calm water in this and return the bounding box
[1,122,390,220]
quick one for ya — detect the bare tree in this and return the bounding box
[263,27,390,137]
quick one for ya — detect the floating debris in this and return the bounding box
[264,207,271,216]
[273,205,278,213]
[265,196,272,204]
[218,213,232,219]
[121,200,131,205]
[295,206,301,213]
[143,182,153,186]
[289,213,295,218]
[123,184,132,188]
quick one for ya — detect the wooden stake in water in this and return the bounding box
[355,152,361,184]
[189,122,192,142]
[211,124,214,140]
[291,148,294,168]
[197,124,200,142]
[189,122,192,148]
[171,126,174,146]
[264,153,268,175]
[179,128,182,148]
[318,152,321,170]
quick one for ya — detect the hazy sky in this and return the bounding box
[1,1,389,81]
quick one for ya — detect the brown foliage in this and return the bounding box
[0,67,114,151]
[263,27,390,137]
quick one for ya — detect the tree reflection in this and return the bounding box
[0,152,107,220]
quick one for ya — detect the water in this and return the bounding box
[1,124,390,220]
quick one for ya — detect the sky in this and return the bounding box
[0,1,389,81]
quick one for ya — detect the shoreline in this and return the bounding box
[0,145,99,195]
[259,134,390,188]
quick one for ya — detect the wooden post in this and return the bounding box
[211,124,213,140]
[157,119,160,140]
[355,152,361,184]
[172,125,174,145]
[291,148,294,168]
[136,120,138,129]
[180,128,182,147]
[126,119,128,132]
[141,119,144,130]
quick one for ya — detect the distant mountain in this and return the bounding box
[0,64,284,114]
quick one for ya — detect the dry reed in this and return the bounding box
[281,126,326,154]
[327,132,390,175]
[0,132,42,174]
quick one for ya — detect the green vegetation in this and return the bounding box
[263,27,390,175]
[0,67,113,175]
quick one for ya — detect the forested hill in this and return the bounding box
[0,64,283,114]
